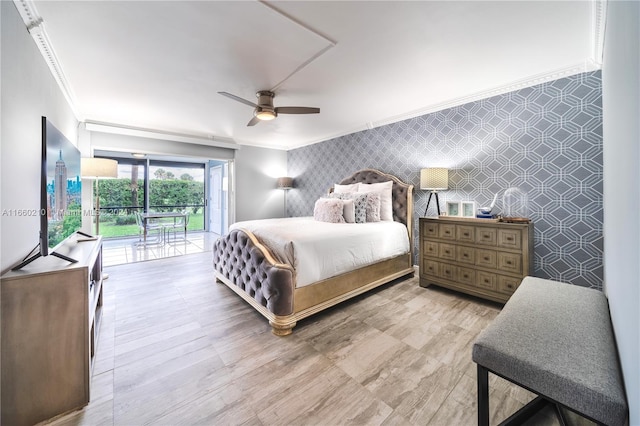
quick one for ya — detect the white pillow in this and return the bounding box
[341,199,355,223]
[358,181,393,221]
[334,182,360,193]
[313,198,345,223]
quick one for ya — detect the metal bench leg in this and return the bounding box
[478,364,489,426]
[498,396,547,426]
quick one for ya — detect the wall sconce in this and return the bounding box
[420,168,449,216]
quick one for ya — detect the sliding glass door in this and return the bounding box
[93,161,145,238]
[94,158,206,238]
[148,161,205,231]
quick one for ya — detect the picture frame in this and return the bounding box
[446,201,461,217]
[462,201,476,218]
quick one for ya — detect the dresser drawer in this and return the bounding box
[476,227,497,246]
[457,267,475,286]
[497,252,522,274]
[440,263,456,281]
[421,259,439,276]
[456,246,475,265]
[497,275,521,295]
[439,243,456,261]
[422,221,438,239]
[476,249,497,269]
[418,217,533,304]
[477,271,497,290]
[498,229,521,250]
[438,224,456,240]
[456,225,475,243]
[423,241,438,258]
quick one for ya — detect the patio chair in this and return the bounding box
[164,210,189,243]
[135,211,163,245]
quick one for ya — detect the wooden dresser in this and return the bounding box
[1,236,104,425]
[419,217,534,303]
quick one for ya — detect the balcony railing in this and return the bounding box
[93,205,205,238]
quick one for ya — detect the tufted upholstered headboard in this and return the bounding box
[338,169,414,239]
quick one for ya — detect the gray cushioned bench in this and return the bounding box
[472,276,628,425]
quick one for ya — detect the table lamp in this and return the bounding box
[421,168,448,216]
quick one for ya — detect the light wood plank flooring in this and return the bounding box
[49,252,593,426]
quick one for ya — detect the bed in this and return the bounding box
[212,169,414,335]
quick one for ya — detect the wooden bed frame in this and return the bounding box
[212,169,414,335]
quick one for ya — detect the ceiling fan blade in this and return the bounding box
[275,107,320,114]
[218,92,258,108]
[247,116,260,126]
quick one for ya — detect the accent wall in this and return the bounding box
[288,71,603,289]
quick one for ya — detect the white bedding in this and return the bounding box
[229,217,410,288]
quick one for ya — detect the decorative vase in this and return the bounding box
[502,187,529,223]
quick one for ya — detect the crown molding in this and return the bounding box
[370,63,600,131]
[288,62,600,151]
[591,0,607,66]
[14,0,81,120]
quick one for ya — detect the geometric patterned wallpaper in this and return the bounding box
[288,71,603,289]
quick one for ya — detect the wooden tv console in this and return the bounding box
[1,235,104,425]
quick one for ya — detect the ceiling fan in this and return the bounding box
[218,90,320,126]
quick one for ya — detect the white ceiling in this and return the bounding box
[19,1,602,150]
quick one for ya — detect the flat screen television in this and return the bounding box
[12,117,83,270]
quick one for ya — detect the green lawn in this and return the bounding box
[97,212,204,238]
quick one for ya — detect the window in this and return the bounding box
[94,158,205,238]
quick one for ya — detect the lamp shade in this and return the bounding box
[420,168,448,190]
[81,158,118,179]
[276,177,294,189]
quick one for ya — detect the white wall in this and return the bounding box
[234,145,287,222]
[0,2,78,272]
[602,1,640,424]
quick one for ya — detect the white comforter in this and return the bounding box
[229,217,410,288]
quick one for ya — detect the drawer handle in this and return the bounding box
[445,250,450,254]
[506,260,512,265]
[507,237,514,241]
[484,279,490,284]
[463,232,469,237]
[507,284,513,289]
[463,274,469,278]
[483,235,490,239]
[483,257,490,261]
[463,254,468,257]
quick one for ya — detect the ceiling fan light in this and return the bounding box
[255,110,276,121]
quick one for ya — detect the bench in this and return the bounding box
[472,276,628,425]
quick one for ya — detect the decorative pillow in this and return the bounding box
[334,182,360,194]
[313,198,345,223]
[358,181,393,221]
[341,199,356,223]
[364,192,381,222]
[329,192,367,223]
